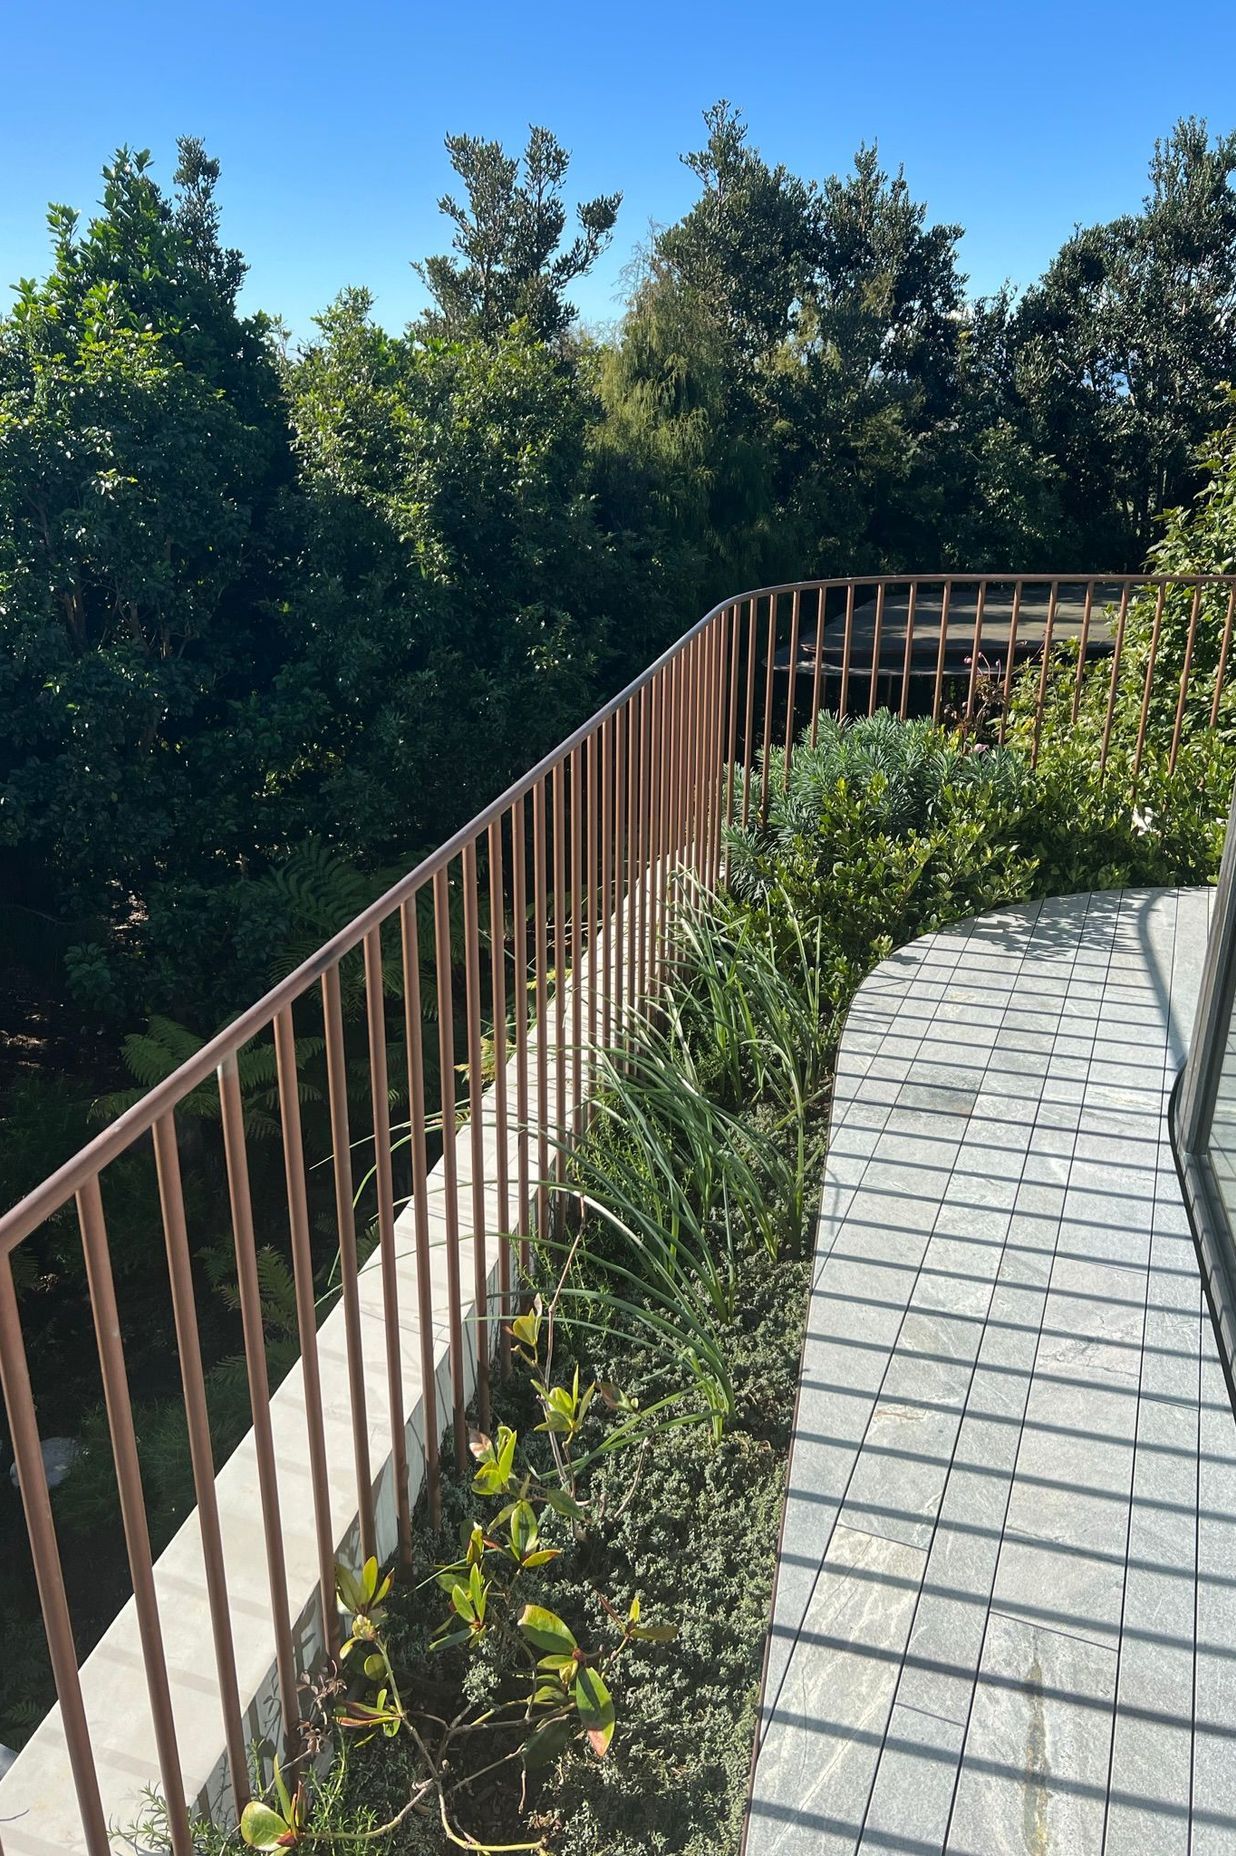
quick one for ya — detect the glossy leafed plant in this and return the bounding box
[238,1302,677,1854]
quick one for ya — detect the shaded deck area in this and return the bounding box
[781,584,1121,700]
[746,888,1236,1855]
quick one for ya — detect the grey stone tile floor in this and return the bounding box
[745,889,1236,1856]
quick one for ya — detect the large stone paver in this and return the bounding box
[746,890,1236,1856]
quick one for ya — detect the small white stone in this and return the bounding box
[8,1437,80,1492]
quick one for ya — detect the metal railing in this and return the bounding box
[1,571,1234,1853]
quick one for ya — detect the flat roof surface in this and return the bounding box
[746,887,1236,1856]
[783,584,1120,684]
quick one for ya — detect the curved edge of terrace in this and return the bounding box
[743,886,1236,1856]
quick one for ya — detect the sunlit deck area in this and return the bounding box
[747,888,1236,1856]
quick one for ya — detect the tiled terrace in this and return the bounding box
[746,888,1236,1856]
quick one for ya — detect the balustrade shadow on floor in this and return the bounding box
[745,887,1236,1856]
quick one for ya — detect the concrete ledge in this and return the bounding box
[0,988,590,1853]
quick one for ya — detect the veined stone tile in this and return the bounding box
[1103,1393,1199,1856]
[1013,1179,1067,1217]
[837,1184,945,1238]
[746,887,1223,1856]
[1035,1257,1148,1383]
[872,1128,964,1173]
[911,1238,1003,1321]
[947,1172,1021,1212]
[751,1525,927,1856]
[992,1523,1127,1647]
[857,1704,964,1855]
[838,1401,961,1550]
[894,1411,1024,1725]
[947,1613,1117,1856]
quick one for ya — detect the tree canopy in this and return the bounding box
[1,106,1234,1042]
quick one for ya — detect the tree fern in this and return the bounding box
[91,1015,324,1135]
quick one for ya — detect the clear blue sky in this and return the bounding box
[2,0,1235,341]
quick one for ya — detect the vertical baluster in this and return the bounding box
[741,599,758,827]
[552,761,569,1162]
[931,581,953,724]
[152,1112,249,1805]
[218,1054,300,1752]
[532,781,551,1237]
[1170,585,1205,775]
[320,967,375,1566]
[398,896,441,1525]
[461,840,491,1433]
[612,715,626,1051]
[1210,585,1236,727]
[661,657,675,978]
[810,585,826,745]
[431,870,468,1470]
[962,581,988,735]
[599,719,613,1053]
[706,615,724,884]
[699,622,714,885]
[695,629,707,846]
[677,643,690,851]
[998,581,1025,743]
[1099,584,1132,779]
[624,707,639,1026]
[1031,580,1060,768]
[701,625,715,877]
[838,581,856,719]
[687,634,702,873]
[1132,583,1168,784]
[630,686,649,1017]
[273,1005,340,1655]
[487,816,512,1376]
[665,650,682,958]
[1070,579,1097,724]
[667,650,680,957]
[77,1176,192,1855]
[679,638,697,876]
[648,669,665,991]
[725,605,741,829]
[657,662,669,976]
[0,1253,110,1853]
[868,582,886,718]
[362,928,414,1560]
[510,801,531,1270]
[784,588,802,773]
[760,595,778,821]
[900,581,918,720]
[570,746,585,1134]
[585,731,599,1092]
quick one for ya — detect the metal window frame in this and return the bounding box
[1172,776,1236,1408]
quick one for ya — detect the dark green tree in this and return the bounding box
[280,288,614,858]
[0,143,293,990]
[1010,117,1236,565]
[415,127,621,344]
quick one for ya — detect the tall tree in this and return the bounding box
[1011,117,1236,565]
[281,289,616,866]
[414,127,621,344]
[0,143,292,965]
[596,105,826,604]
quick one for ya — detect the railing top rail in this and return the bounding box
[708,572,1236,593]
[2,567,1231,1253]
